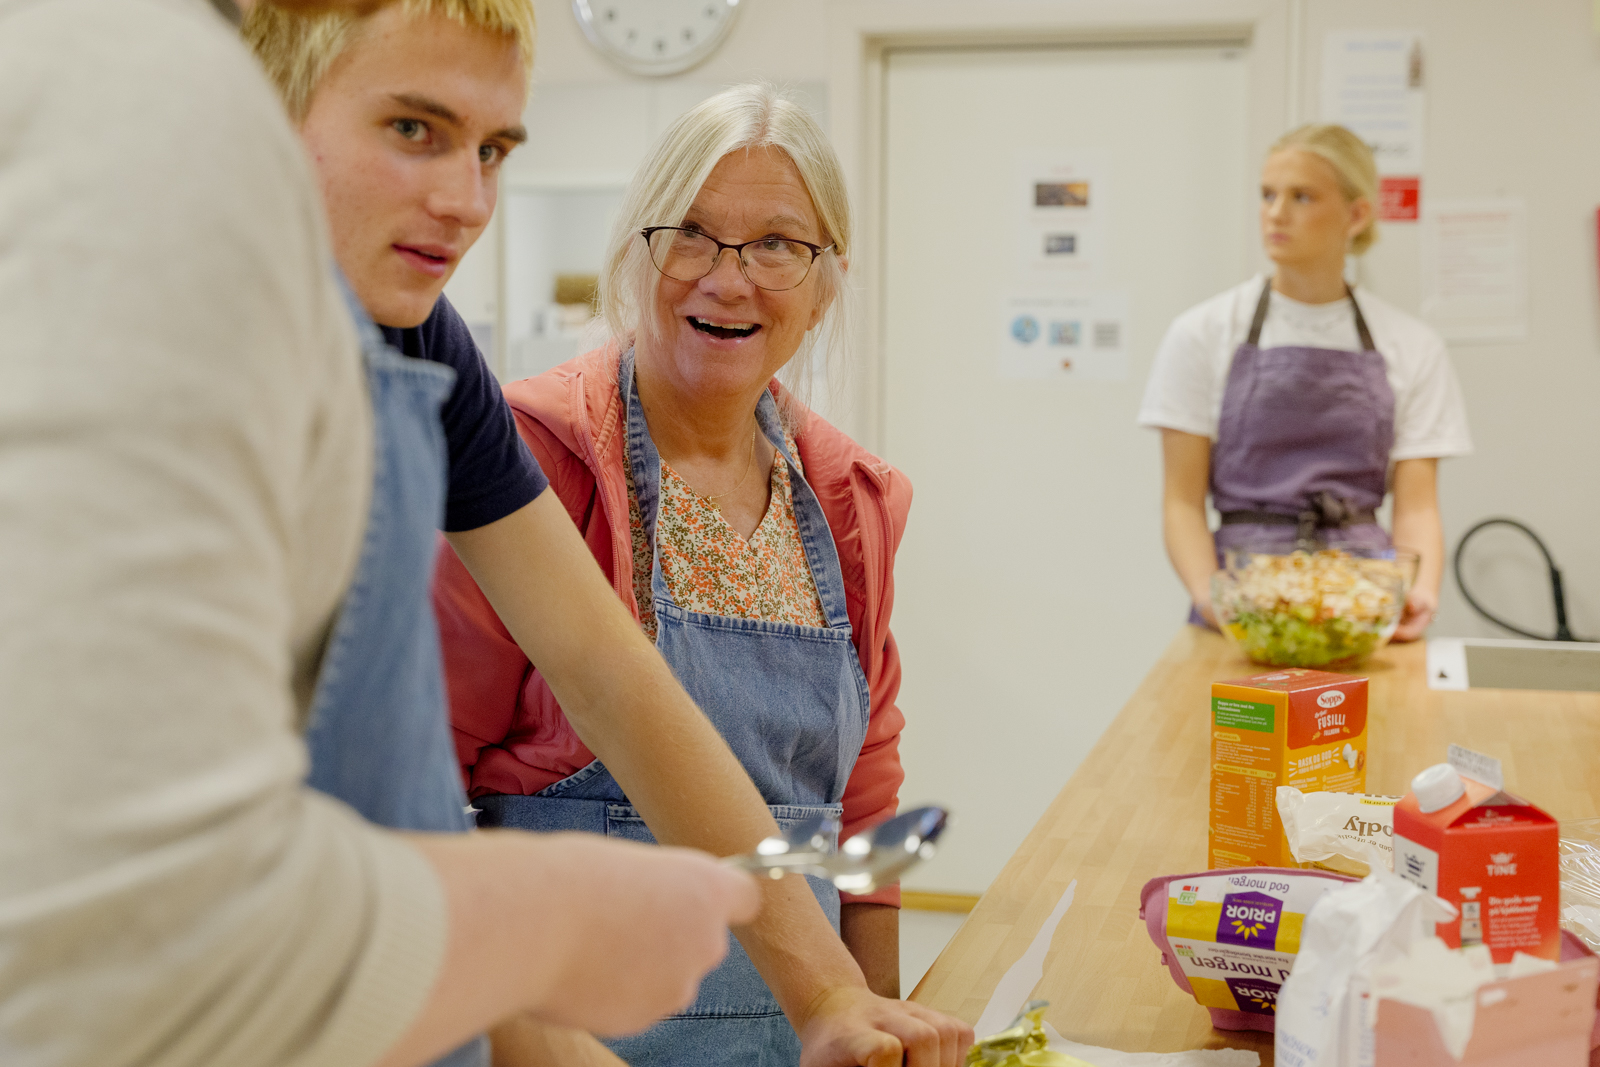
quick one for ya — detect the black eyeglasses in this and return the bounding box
[641,226,833,292]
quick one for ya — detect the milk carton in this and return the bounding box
[1210,669,1368,870]
[1393,745,1561,963]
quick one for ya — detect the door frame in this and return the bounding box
[823,0,1294,452]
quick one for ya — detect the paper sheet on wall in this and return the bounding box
[1320,31,1425,221]
[1000,292,1129,381]
[1421,198,1527,343]
[1016,152,1109,273]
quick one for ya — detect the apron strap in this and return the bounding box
[1245,277,1273,346]
[1220,504,1378,528]
[1348,285,1377,351]
[1221,495,1378,550]
[1253,277,1378,352]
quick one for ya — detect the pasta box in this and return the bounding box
[1210,669,1368,870]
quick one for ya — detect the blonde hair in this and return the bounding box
[243,0,536,121]
[1269,124,1380,255]
[599,84,851,423]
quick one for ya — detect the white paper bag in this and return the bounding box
[1274,869,1456,1067]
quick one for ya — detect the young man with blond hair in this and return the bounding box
[240,3,972,1067]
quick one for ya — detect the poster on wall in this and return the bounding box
[1320,30,1425,222]
[1015,152,1109,272]
[999,291,1129,382]
[1421,197,1527,343]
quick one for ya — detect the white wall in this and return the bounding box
[527,0,830,84]
[879,43,1253,894]
[495,0,1600,890]
[1293,0,1600,643]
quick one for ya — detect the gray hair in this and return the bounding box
[598,84,851,422]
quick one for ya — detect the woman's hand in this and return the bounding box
[1392,584,1436,643]
[796,986,973,1067]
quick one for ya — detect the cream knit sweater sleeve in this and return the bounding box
[0,2,447,1065]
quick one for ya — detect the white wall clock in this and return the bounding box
[572,0,743,77]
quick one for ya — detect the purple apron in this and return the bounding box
[1191,280,1396,625]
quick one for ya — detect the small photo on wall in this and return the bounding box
[1049,321,1081,346]
[1035,181,1090,207]
[1043,233,1078,257]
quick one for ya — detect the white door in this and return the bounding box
[882,44,1252,893]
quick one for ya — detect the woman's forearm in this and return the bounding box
[1390,458,1444,603]
[1159,430,1219,620]
[1391,506,1444,603]
[1389,458,1444,641]
[1164,497,1219,609]
[840,903,900,998]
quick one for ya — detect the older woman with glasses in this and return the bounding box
[432,85,969,1067]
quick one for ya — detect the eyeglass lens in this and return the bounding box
[647,229,817,291]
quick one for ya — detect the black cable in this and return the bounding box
[1452,517,1585,641]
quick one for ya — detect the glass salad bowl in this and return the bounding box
[1210,545,1420,669]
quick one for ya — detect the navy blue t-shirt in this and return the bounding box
[381,296,548,532]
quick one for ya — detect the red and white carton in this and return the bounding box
[1393,745,1561,963]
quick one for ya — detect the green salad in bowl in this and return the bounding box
[1211,546,1419,668]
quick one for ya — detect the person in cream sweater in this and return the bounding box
[0,2,757,1066]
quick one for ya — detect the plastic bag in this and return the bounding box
[1276,787,1398,878]
[1561,817,1600,954]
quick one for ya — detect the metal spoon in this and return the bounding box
[726,805,948,894]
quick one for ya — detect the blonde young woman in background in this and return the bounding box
[1139,124,1472,639]
[434,85,970,1067]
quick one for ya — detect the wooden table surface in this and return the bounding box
[909,627,1600,1064]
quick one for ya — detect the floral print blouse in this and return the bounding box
[626,433,828,641]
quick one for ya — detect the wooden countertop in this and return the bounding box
[908,628,1600,1063]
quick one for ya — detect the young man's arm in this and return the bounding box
[446,498,972,1067]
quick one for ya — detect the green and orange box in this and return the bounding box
[1209,668,1368,870]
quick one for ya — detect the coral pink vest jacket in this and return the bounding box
[432,346,911,903]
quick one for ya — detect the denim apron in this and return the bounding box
[477,351,872,1067]
[1188,281,1396,627]
[303,286,486,1067]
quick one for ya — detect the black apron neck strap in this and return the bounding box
[1246,277,1273,346]
[1347,285,1377,352]
[1250,277,1378,352]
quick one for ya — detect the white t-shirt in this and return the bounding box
[1137,274,1472,461]
[0,1,444,1065]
